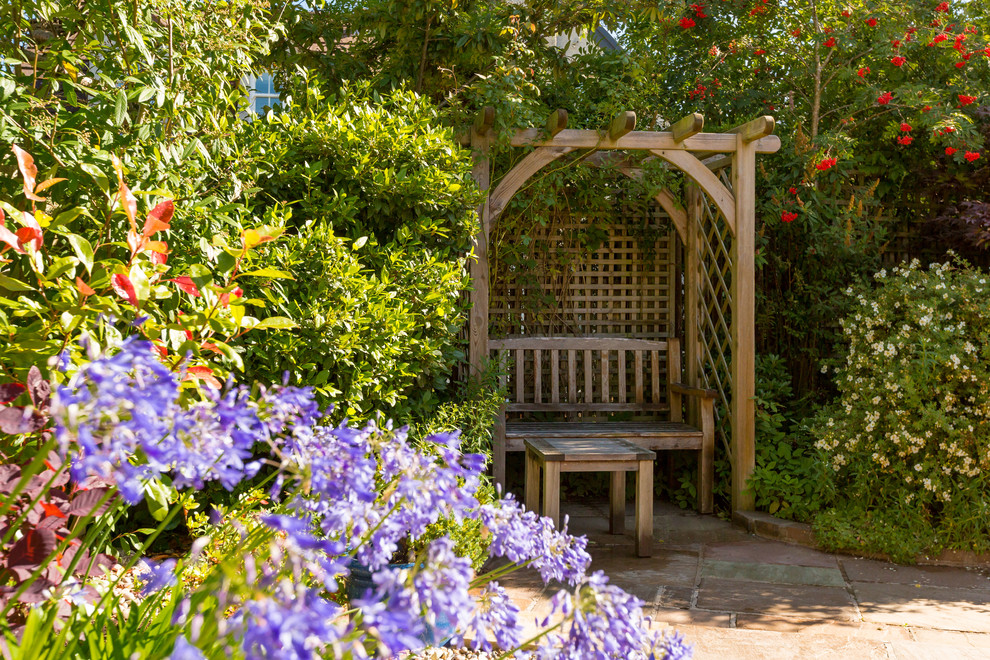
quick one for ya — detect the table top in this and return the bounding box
[524,437,656,463]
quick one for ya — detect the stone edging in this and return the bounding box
[732,509,990,569]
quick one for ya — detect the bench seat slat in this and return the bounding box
[506,421,703,438]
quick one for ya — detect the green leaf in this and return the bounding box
[353,236,368,249]
[114,88,128,127]
[187,263,214,290]
[47,256,78,281]
[52,207,85,228]
[80,163,109,193]
[238,268,295,280]
[0,274,32,291]
[252,316,298,330]
[129,263,151,301]
[66,234,94,274]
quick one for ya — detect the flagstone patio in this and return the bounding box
[499,500,990,659]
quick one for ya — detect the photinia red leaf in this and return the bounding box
[168,276,201,297]
[143,200,174,237]
[0,208,26,254]
[184,366,222,390]
[151,250,169,265]
[12,145,44,202]
[218,287,243,308]
[127,230,143,254]
[16,226,42,252]
[112,156,138,233]
[151,343,168,360]
[75,277,95,296]
[111,273,139,307]
[0,383,25,404]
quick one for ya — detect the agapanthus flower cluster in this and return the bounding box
[53,337,266,504]
[50,338,691,660]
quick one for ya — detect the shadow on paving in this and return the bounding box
[496,498,990,660]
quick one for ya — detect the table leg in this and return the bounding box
[543,461,560,529]
[525,449,540,514]
[609,471,625,534]
[635,459,653,557]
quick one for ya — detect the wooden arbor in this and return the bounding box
[466,109,780,512]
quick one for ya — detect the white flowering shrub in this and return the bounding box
[814,259,990,561]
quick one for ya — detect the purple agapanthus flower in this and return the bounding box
[457,582,522,652]
[138,557,178,596]
[237,581,355,660]
[653,631,694,660]
[169,636,206,660]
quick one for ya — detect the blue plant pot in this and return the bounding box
[346,559,456,649]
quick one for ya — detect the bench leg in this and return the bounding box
[609,471,625,534]
[525,449,540,514]
[543,461,560,529]
[635,459,653,557]
[698,397,715,514]
[493,409,507,491]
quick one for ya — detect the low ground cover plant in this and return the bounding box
[0,337,692,659]
[813,259,990,562]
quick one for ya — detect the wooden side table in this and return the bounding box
[523,437,656,557]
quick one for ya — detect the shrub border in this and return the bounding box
[732,510,990,568]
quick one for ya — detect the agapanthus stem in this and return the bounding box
[496,618,565,660]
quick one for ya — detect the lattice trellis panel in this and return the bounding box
[491,200,677,339]
[693,171,734,455]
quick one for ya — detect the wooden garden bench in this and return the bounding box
[489,336,715,514]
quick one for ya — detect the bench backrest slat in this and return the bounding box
[489,336,678,415]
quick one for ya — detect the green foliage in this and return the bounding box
[813,259,990,561]
[234,85,480,417]
[0,154,290,386]
[747,355,825,522]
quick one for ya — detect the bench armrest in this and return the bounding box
[670,382,717,400]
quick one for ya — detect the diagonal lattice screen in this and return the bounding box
[692,170,734,456]
[490,200,677,339]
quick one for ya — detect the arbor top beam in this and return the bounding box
[509,128,780,154]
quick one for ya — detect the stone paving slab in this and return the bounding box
[701,559,845,587]
[733,614,915,642]
[705,539,839,568]
[841,556,990,590]
[852,581,990,633]
[659,624,892,660]
[696,577,859,621]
